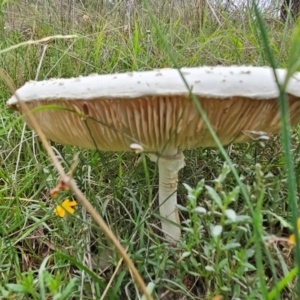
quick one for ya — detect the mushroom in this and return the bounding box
[6,66,300,242]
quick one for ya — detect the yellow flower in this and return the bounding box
[54,199,77,218]
[288,218,300,246]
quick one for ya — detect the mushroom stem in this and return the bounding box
[149,151,185,241]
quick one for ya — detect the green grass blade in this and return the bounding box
[268,267,298,300]
[253,1,300,296]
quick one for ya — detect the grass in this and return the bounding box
[1,0,300,299]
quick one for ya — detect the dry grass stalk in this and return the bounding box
[0,68,153,300]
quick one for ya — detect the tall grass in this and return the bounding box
[1,0,300,299]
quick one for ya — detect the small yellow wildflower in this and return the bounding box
[54,199,77,218]
[288,218,300,246]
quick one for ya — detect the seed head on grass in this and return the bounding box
[50,179,70,199]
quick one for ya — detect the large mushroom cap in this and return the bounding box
[7,66,300,153]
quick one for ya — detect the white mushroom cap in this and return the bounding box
[7,66,300,153]
[6,66,300,101]
[7,65,300,242]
